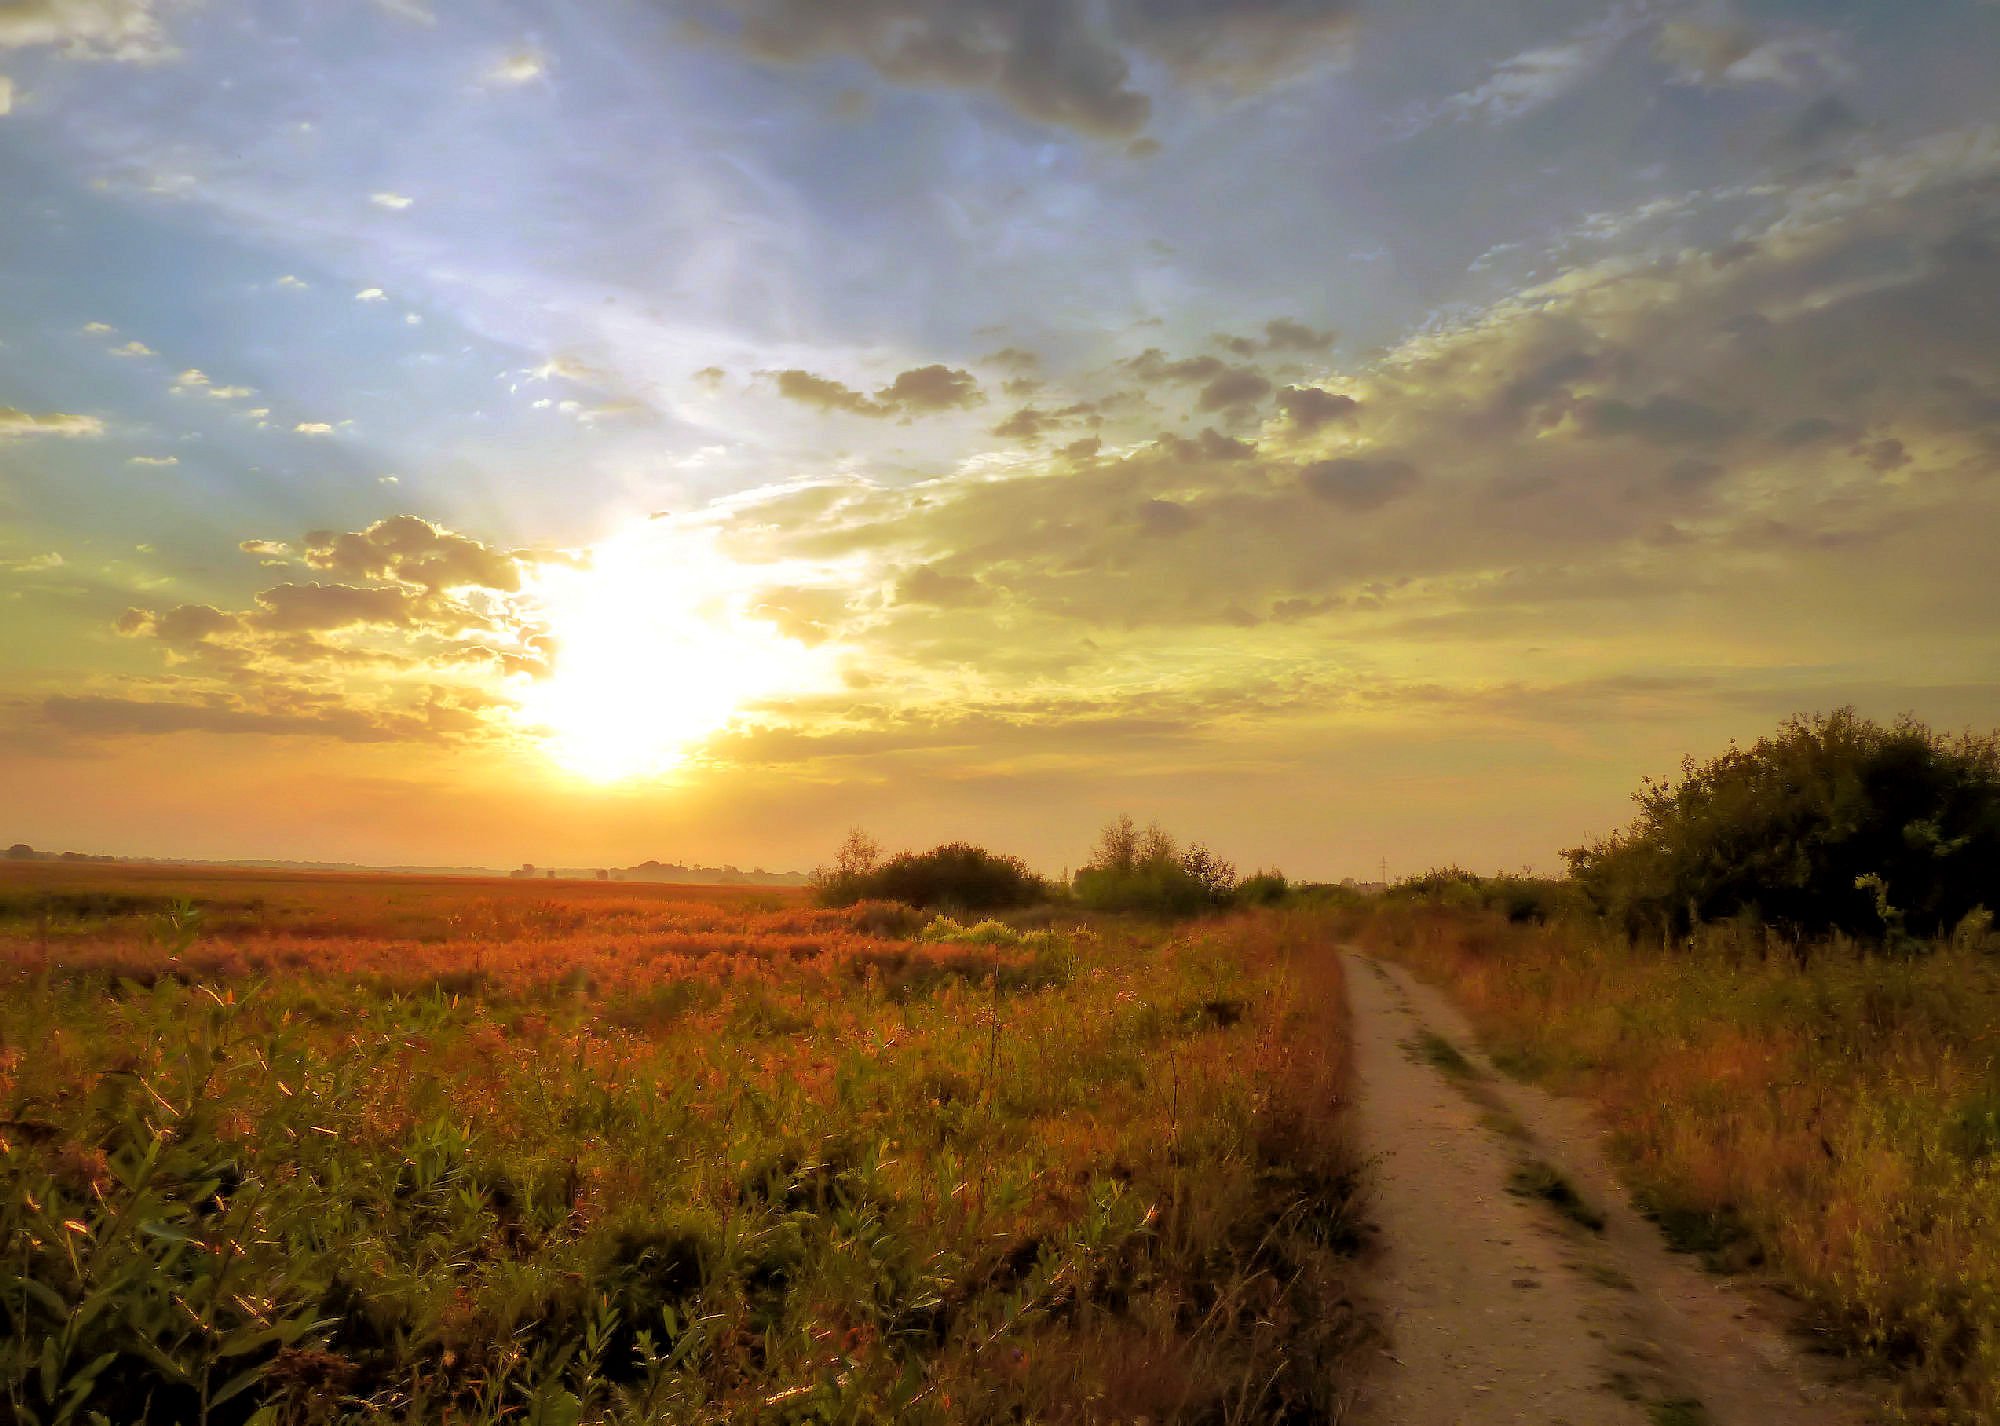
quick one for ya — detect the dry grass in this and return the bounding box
[1350,899,2000,1425]
[1,865,1361,1424]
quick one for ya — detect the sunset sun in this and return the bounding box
[519,520,830,783]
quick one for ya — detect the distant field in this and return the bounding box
[0,865,1361,1424]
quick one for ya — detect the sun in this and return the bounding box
[516,519,830,783]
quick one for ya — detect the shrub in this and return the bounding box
[1236,871,1290,907]
[814,836,1048,911]
[1073,815,1239,916]
[1567,708,2000,944]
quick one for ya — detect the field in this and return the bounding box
[1348,895,2000,1425]
[0,863,1362,1425]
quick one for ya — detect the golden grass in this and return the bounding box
[1,865,1361,1424]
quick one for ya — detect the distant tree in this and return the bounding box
[1567,708,2000,946]
[5,843,36,860]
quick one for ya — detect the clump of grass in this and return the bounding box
[1636,1189,1763,1272]
[1507,1159,1607,1232]
[1649,1396,1711,1426]
[1409,1029,1477,1078]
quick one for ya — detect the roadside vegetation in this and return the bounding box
[0,862,1361,1424]
[1345,709,2000,1425]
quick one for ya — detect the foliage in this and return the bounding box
[813,837,1048,912]
[0,865,1362,1422]
[1384,866,1576,924]
[1071,816,1240,916]
[1566,708,2000,945]
[1350,898,2000,1424]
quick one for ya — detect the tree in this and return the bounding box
[1567,709,2000,945]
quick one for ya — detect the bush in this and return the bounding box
[1387,868,1575,924]
[813,834,1048,911]
[1566,708,2000,944]
[1073,815,1239,916]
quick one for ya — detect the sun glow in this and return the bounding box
[518,519,833,783]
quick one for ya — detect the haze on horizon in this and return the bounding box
[2,0,1997,880]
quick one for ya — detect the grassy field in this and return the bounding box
[0,864,1361,1424]
[1348,896,2000,1426]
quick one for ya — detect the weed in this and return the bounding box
[1507,1160,1607,1232]
[1410,1029,1477,1078]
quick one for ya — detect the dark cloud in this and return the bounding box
[1299,457,1418,510]
[116,604,242,645]
[1262,318,1335,351]
[1574,394,1745,445]
[249,582,416,633]
[1278,385,1358,431]
[899,563,988,606]
[769,368,882,415]
[993,406,1058,441]
[769,364,983,417]
[1196,368,1273,412]
[1125,348,1228,384]
[879,363,983,412]
[697,0,1358,138]
[1136,498,1199,536]
[1154,428,1255,462]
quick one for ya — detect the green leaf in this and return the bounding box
[208,1363,270,1410]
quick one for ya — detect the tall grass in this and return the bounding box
[1351,899,2000,1425]
[1,868,1360,1423]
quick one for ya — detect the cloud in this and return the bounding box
[355,287,387,302]
[2,551,63,573]
[370,191,414,210]
[293,421,334,435]
[1655,18,1848,90]
[128,454,178,466]
[698,0,1358,138]
[1261,318,1335,352]
[249,582,415,632]
[275,274,308,289]
[877,363,982,412]
[1299,456,1419,510]
[1278,385,1358,431]
[768,364,984,417]
[486,48,545,84]
[41,695,416,744]
[0,407,102,439]
[769,368,879,416]
[0,75,13,115]
[1195,368,1272,412]
[0,0,172,61]
[110,339,154,357]
[1398,6,1647,133]
[300,515,524,592]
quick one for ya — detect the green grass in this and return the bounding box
[1408,1029,1477,1078]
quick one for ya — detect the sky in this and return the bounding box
[2,0,1998,877]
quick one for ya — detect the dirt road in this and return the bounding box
[1343,951,1885,1426]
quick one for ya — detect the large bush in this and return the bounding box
[813,831,1048,911]
[1567,709,2000,943]
[1072,816,1239,916]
